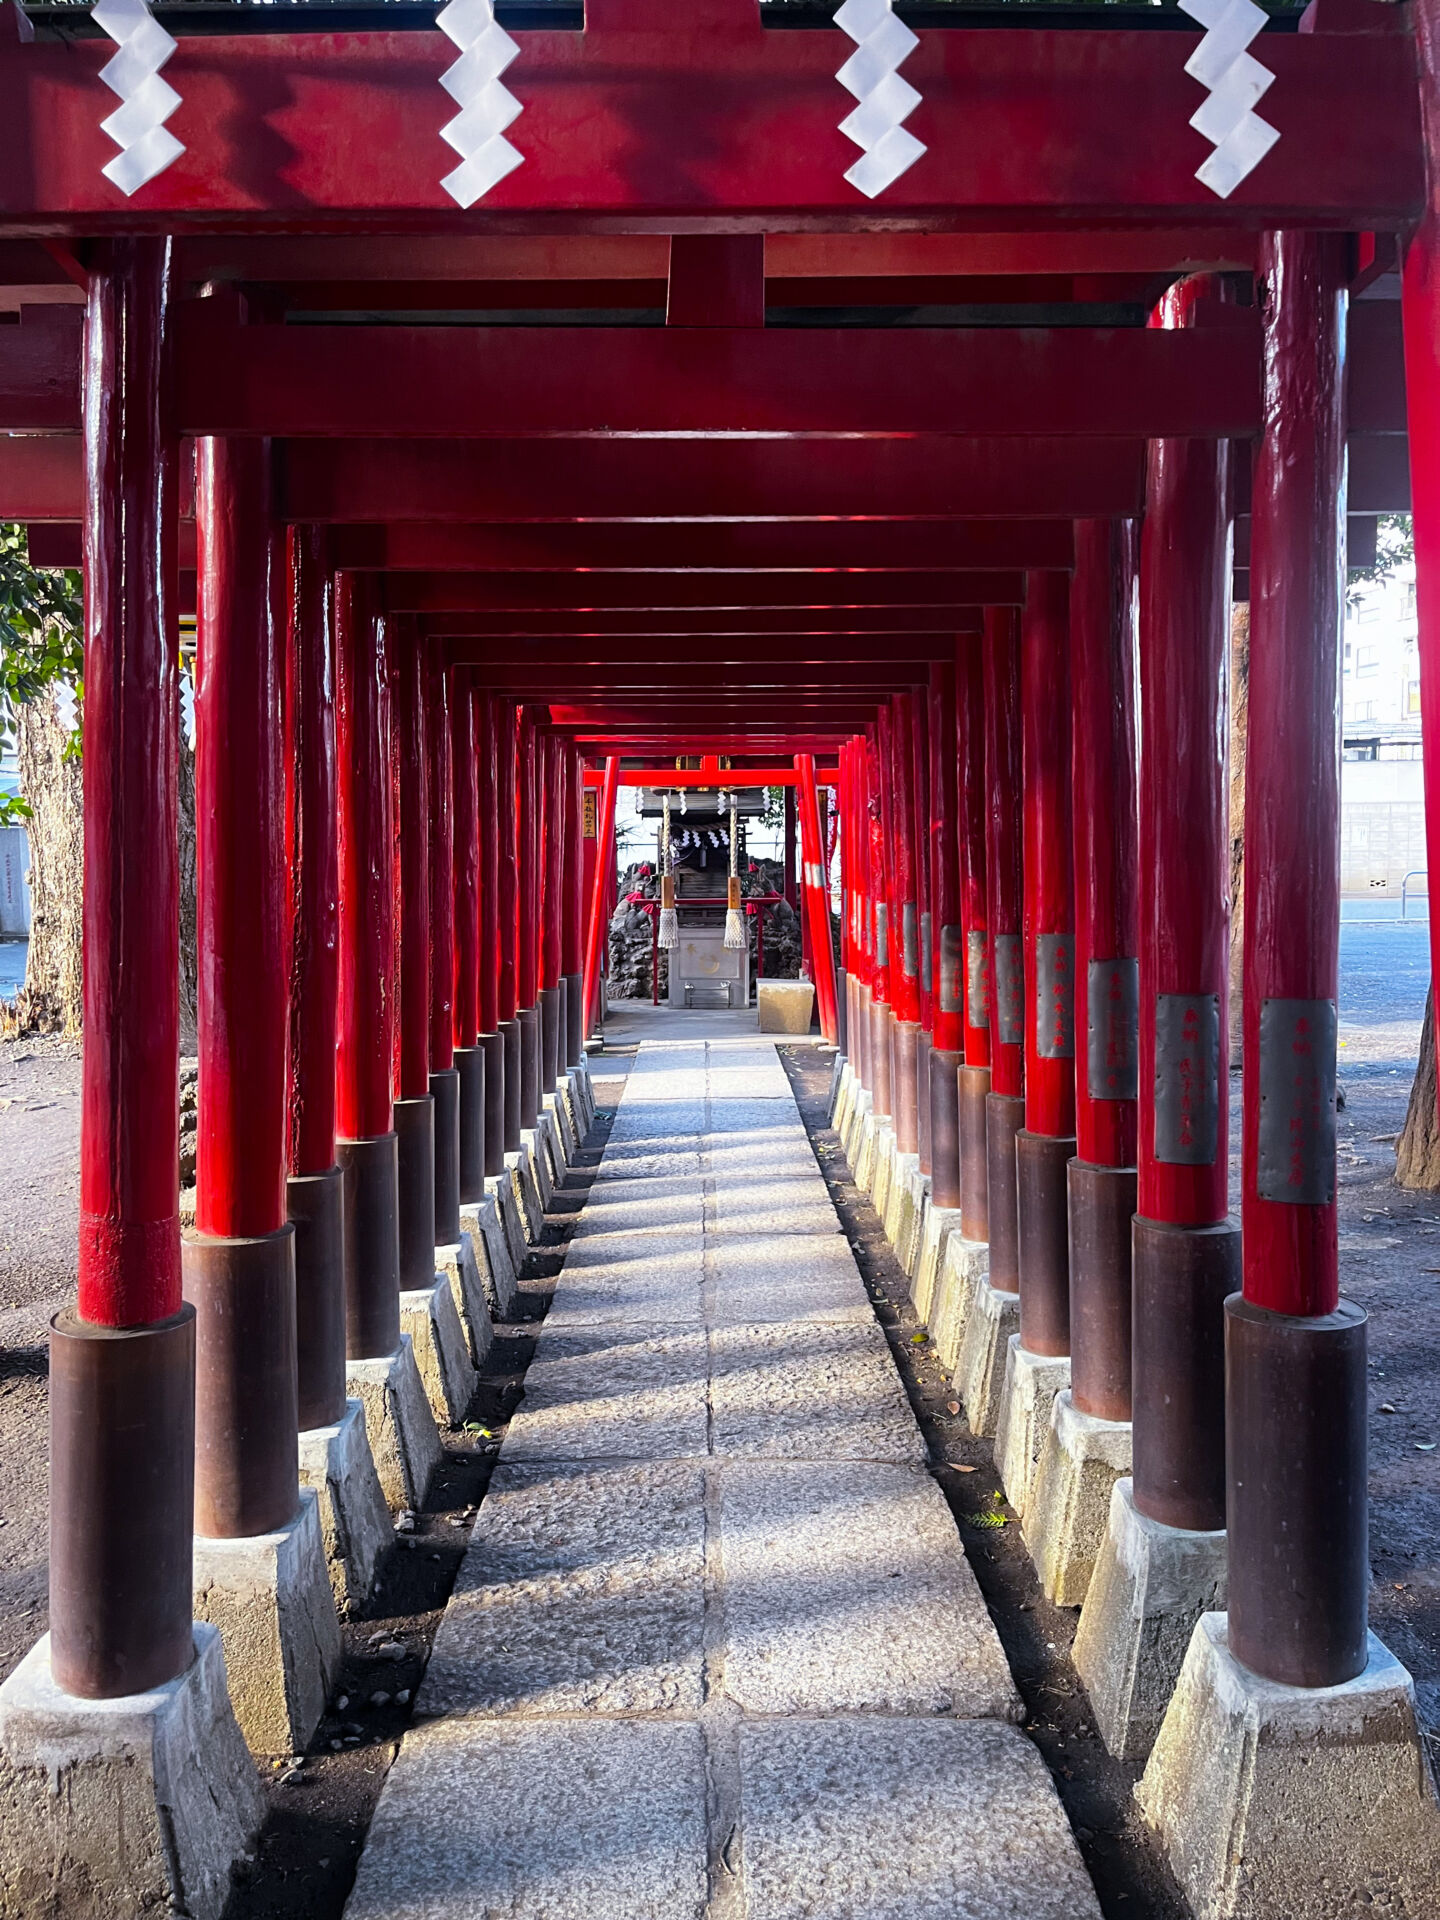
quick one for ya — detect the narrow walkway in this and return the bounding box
[346,1027,1102,1920]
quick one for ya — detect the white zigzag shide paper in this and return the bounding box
[92,0,184,195]
[1179,0,1279,199]
[834,0,926,200]
[438,0,524,207]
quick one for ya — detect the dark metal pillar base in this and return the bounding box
[287,1165,346,1433]
[1016,1130,1076,1358]
[985,1092,1025,1290]
[181,1224,298,1539]
[500,1018,522,1153]
[563,971,583,1067]
[556,978,570,1077]
[337,1132,401,1362]
[539,985,561,1096]
[1131,1216,1238,1533]
[872,1001,894,1120]
[482,1031,506,1176]
[49,1304,196,1699]
[518,1004,541,1130]
[959,1065,991,1242]
[394,1095,436,1292]
[454,1046,485,1207]
[430,1066,462,1246]
[1068,1160,1137,1423]
[916,1029,932,1176]
[929,1048,963,1211]
[1226,1293,1369,1687]
[835,967,849,1054]
[894,1020,921,1153]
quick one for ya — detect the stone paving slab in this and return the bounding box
[346,1719,710,1920]
[709,1177,842,1238]
[737,1719,1103,1920]
[502,1326,711,1461]
[718,1462,1020,1719]
[708,1233,871,1326]
[709,1322,926,1462]
[419,1462,706,1718]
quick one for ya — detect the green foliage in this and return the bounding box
[1347,513,1414,602]
[0,521,83,762]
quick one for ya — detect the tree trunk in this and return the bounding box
[12,690,83,1034]
[1228,599,1250,1067]
[7,686,198,1043]
[1397,988,1440,1189]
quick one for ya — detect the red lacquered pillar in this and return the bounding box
[539,731,564,1092]
[496,700,523,1151]
[583,758,621,1039]
[1228,232,1365,1688]
[392,624,435,1290]
[285,526,346,1435]
[335,573,401,1361]
[516,708,541,1129]
[1068,520,1140,1423]
[911,682,935,1175]
[1134,276,1241,1535]
[929,663,964,1210]
[428,657,462,1245]
[797,754,839,1042]
[563,743,585,1066]
[1016,572,1077,1357]
[476,687,506,1175]
[868,722,895,1123]
[185,436,298,1541]
[51,238,194,1698]
[983,608,1025,1292]
[888,695,923,1151]
[451,672,486,1201]
[837,741,855,1065]
[957,638,992,1241]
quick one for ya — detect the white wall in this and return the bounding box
[1341,757,1427,899]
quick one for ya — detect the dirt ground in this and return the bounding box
[0,956,1437,1914]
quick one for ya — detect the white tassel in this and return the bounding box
[723,808,745,949]
[724,908,746,951]
[658,907,679,949]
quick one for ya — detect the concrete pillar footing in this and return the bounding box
[1072,1477,1227,1764]
[546,1087,578,1167]
[346,1335,444,1513]
[842,1086,872,1169]
[436,1230,495,1367]
[1136,1615,1440,1920]
[953,1277,1020,1438]
[901,1165,930,1276]
[508,1141,546,1240]
[400,1274,480,1428]
[0,1624,263,1920]
[462,1196,520,1319]
[882,1148,919,1253]
[1024,1389,1133,1607]
[191,1487,341,1756]
[995,1340,1072,1519]
[870,1122,899,1218]
[298,1396,393,1611]
[830,1056,853,1132]
[912,1203,963,1324]
[930,1231,989,1374]
[484,1171,529,1277]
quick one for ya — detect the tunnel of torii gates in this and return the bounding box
[6,0,1440,1886]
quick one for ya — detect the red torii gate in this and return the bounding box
[0,0,1438,1908]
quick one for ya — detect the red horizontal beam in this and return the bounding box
[380,569,1020,613]
[172,308,1260,439]
[450,661,930,690]
[444,635,962,665]
[582,769,828,788]
[0,14,1418,225]
[281,437,1146,522]
[423,607,988,638]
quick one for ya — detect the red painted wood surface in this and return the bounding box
[169,313,1260,440]
[385,570,1019,613]
[1021,572,1076,1140]
[517,710,540,1012]
[911,684,933,1037]
[286,524,339,1179]
[0,21,1417,223]
[983,609,1023,1102]
[335,572,395,1141]
[78,239,181,1326]
[889,694,922,1028]
[496,700,520,1025]
[394,625,431,1101]
[194,436,288,1239]
[477,689,501,1037]
[797,753,838,1045]
[451,673,480,1051]
[542,732,564,992]
[874,708,897,1015]
[564,742,585,981]
[428,656,455,1074]
[1070,519,1139,1170]
[1137,280,1234,1228]
[583,758,621,1039]
[930,663,962,1057]
[1241,232,1348,1319]
[957,638,990,1070]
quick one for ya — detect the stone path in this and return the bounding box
[346,1030,1102,1920]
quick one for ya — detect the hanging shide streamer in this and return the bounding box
[92,0,184,196]
[724,795,745,950]
[658,793,679,949]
